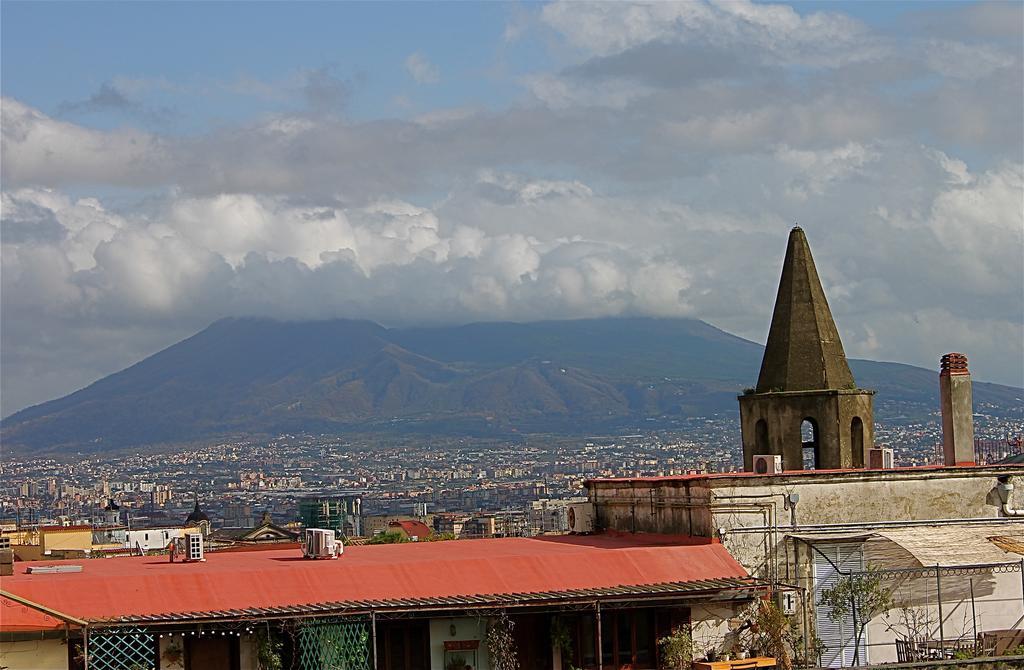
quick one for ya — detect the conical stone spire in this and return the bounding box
[739,226,874,471]
[756,226,856,393]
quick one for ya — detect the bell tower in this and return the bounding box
[739,226,874,471]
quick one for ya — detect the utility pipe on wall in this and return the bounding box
[997,479,1024,517]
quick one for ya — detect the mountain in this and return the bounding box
[3,317,1021,452]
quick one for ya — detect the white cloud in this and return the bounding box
[1,98,170,187]
[1,0,1022,414]
[405,52,440,84]
[540,0,877,66]
[922,39,1017,79]
[3,141,1021,416]
[775,142,881,201]
[523,72,653,110]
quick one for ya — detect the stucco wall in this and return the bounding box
[591,468,1024,576]
[159,633,186,670]
[0,638,68,670]
[589,478,713,537]
[40,528,92,554]
[690,603,741,659]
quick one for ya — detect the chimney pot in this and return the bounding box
[940,352,970,376]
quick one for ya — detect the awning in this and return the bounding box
[790,522,1024,603]
[869,523,1024,568]
[789,523,1024,569]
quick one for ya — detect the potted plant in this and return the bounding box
[658,626,694,669]
[445,654,467,670]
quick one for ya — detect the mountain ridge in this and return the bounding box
[4,316,1021,453]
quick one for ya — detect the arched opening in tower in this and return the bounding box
[851,416,865,468]
[755,419,770,455]
[801,418,820,470]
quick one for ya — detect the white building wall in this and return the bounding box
[690,603,739,659]
[863,569,1024,664]
[125,527,184,552]
[159,633,186,670]
[591,466,1024,667]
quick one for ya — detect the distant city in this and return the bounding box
[4,408,1020,540]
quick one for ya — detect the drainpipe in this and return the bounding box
[371,610,378,670]
[997,479,1024,517]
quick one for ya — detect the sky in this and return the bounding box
[2,1,1022,417]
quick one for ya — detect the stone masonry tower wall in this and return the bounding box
[739,227,875,471]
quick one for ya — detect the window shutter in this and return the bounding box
[814,543,869,667]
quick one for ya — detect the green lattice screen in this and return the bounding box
[89,627,156,670]
[297,619,371,670]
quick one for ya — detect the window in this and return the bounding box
[801,418,820,469]
[186,636,240,670]
[377,620,429,670]
[813,543,868,667]
[565,609,664,669]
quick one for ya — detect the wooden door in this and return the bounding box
[185,636,238,670]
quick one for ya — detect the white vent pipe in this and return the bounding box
[996,480,1024,517]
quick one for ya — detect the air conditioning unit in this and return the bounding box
[869,448,895,469]
[302,528,342,559]
[566,503,594,534]
[752,455,783,475]
[178,531,204,562]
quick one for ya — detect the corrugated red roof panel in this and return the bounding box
[0,533,745,626]
[0,596,66,632]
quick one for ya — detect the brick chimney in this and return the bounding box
[940,353,975,466]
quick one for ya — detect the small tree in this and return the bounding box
[655,626,696,667]
[425,532,457,542]
[486,611,520,670]
[550,617,579,670]
[820,566,893,666]
[366,530,410,544]
[750,599,794,670]
[253,628,283,670]
[658,626,694,669]
[883,603,935,641]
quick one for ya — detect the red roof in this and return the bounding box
[0,533,746,626]
[388,519,433,538]
[0,596,66,632]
